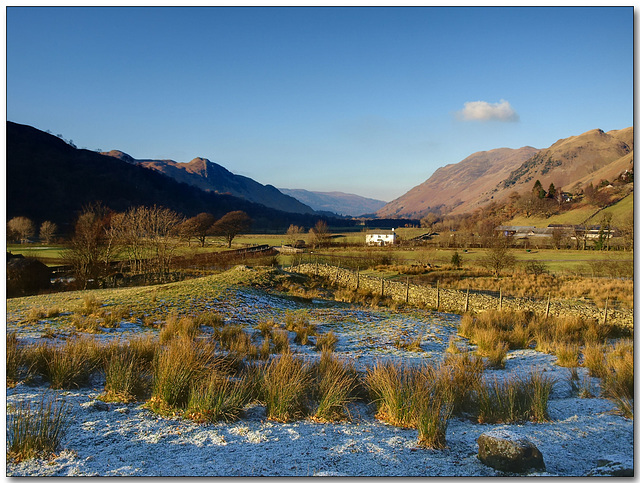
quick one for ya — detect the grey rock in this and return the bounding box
[115,407,130,414]
[81,399,109,411]
[586,455,634,476]
[477,429,545,473]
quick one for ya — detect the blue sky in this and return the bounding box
[6,6,633,201]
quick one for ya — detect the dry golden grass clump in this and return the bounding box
[315,331,339,352]
[261,353,313,423]
[475,371,555,424]
[159,313,201,343]
[311,352,359,422]
[147,337,216,413]
[185,372,250,423]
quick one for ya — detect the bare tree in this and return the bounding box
[63,204,113,289]
[285,224,304,246]
[39,221,58,245]
[141,205,184,278]
[480,240,516,277]
[8,216,35,244]
[309,220,331,249]
[181,213,216,247]
[212,211,252,249]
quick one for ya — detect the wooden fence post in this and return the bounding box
[381,278,385,297]
[356,267,360,290]
[315,259,318,276]
[545,293,551,319]
[603,296,609,324]
[335,263,340,283]
[436,280,440,311]
[464,286,470,313]
[499,287,503,311]
[405,277,410,303]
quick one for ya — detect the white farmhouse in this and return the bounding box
[365,229,397,246]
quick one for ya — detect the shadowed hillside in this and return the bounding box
[6,122,346,232]
[103,152,315,215]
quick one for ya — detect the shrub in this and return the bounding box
[186,372,249,423]
[7,395,69,462]
[262,353,312,422]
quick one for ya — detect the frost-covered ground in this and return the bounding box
[6,286,634,476]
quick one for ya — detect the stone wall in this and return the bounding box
[289,263,633,330]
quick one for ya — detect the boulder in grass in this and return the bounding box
[477,429,545,473]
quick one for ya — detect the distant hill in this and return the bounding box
[278,188,387,216]
[102,151,315,215]
[6,122,345,232]
[377,147,540,218]
[377,127,633,219]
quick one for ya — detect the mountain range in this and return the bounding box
[377,127,633,219]
[278,189,387,217]
[6,122,352,231]
[101,152,316,215]
[7,121,633,231]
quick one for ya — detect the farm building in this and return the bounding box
[365,229,397,246]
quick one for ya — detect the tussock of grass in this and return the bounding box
[160,314,200,343]
[312,352,358,422]
[271,329,291,353]
[149,338,215,412]
[186,373,249,423]
[315,331,338,352]
[476,371,555,424]
[365,360,421,427]
[7,395,69,462]
[29,337,100,389]
[195,312,225,328]
[262,353,312,422]
[7,332,21,387]
[554,342,580,367]
[101,350,150,403]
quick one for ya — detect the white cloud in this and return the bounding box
[457,99,520,122]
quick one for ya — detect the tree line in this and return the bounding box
[8,204,253,289]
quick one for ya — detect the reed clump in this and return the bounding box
[148,338,215,413]
[7,395,69,462]
[311,352,358,422]
[186,373,249,423]
[262,353,312,422]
